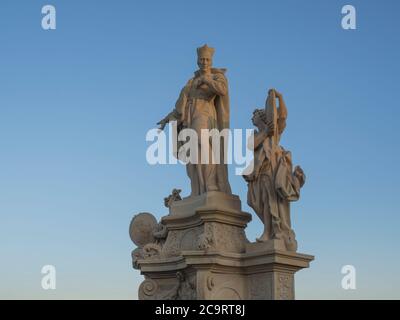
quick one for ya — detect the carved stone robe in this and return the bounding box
[173,68,232,196]
[245,131,301,251]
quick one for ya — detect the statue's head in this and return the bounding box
[252,109,267,128]
[197,44,214,72]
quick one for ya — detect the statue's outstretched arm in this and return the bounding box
[157,109,181,130]
[157,82,190,130]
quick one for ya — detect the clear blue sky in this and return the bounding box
[1,0,399,299]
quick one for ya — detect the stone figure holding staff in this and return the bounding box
[243,89,305,251]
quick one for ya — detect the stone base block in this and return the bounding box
[132,191,314,300]
[138,249,314,300]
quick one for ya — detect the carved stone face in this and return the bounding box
[197,55,212,72]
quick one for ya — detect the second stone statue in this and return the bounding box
[243,89,306,251]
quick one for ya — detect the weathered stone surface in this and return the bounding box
[167,191,242,218]
[243,89,306,251]
[130,46,314,300]
[130,191,313,300]
[157,44,231,196]
[129,212,157,247]
[135,248,313,300]
[161,192,251,255]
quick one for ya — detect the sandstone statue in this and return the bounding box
[130,48,313,300]
[243,89,306,251]
[157,44,231,196]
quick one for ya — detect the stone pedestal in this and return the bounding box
[131,191,314,300]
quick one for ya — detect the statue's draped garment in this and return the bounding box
[246,136,300,245]
[244,93,301,250]
[173,68,231,196]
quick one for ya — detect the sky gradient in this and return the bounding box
[1,0,400,299]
